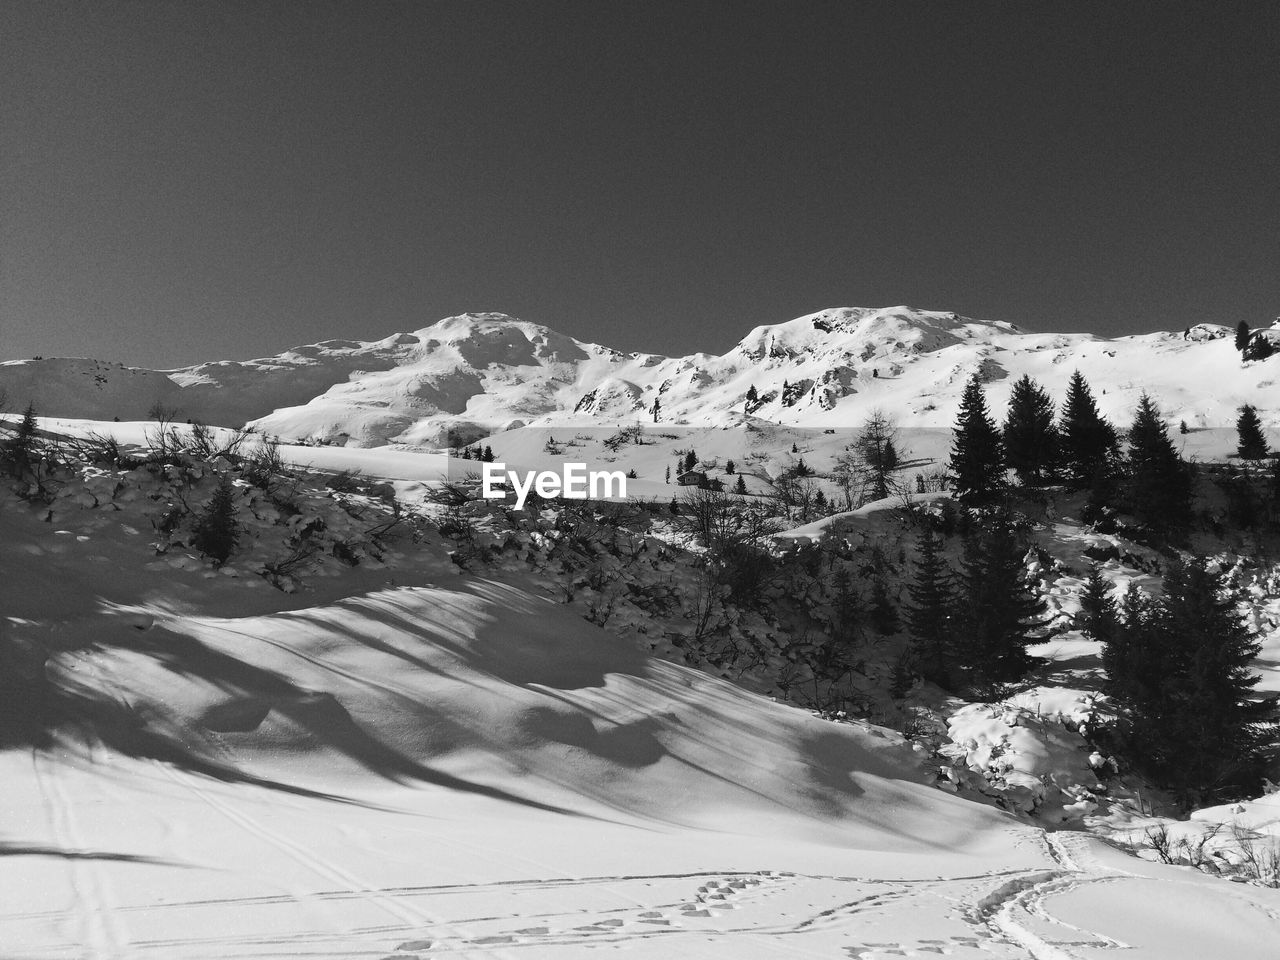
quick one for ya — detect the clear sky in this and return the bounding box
[2,1,1277,368]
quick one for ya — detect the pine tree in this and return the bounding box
[1123,393,1192,540]
[665,464,671,484]
[1101,584,1162,726]
[1059,371,1118,487]
[9,402,38,471]
[869,576,898,635]
[682,449,698,473]
[1078,567,1118,645]
[1002,375,1059,485]
[725,460,735,474]
[1236,321,1252,353]
[813,489,827,511]
[745,384,758,407]
[906,527,955,685]
[1103,558,1279,806]
[948,374,1005,505]
[952,514,1044,694]
[734,474,747,495]
[192,474,240,564]
[482,445,495,463]
[883,438,898,472]
[1236,404,1269,460]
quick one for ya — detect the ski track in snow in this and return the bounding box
[32,744,132,959]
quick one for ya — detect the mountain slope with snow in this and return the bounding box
[4,307,1279,445]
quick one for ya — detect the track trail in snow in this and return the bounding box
[31,744,133,960]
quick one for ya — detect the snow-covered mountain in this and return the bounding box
[4,307,1279,445]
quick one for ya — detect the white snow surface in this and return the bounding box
[4,307,1280,448]
[3,426,1280,957]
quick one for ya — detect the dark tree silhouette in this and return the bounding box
[1002,374,1059,485]
[952,514,1043,694]
[906,527,955,685]
[1123,393,1192,540]
[1059,371,1118,487]
[1236,320,1251,353]
[1236,404,1270,460]
[1101,558,1279,807]
[192,474,240,564]
[948,374,1005,505]
[1079,567,1118,645]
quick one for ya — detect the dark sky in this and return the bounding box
[3,1,1278,368]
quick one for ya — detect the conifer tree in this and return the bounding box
[192,474,240,564]
[745,384,758,406]
[1236,321,1251,354]
[734,474,747,495]
[906,527,955,685]
[948,374,1005,505]
[8,402,38,471]
[1059,371,1118,487]
[725,460,735,474]
[1123,393,1192,540]
[1078,567,1118,645]
[482,445,495,463]
[869,576,898,635]
[1236,404,1270,460]
[682,449,698,473]
[1103,558,1279,806]
[952,514,1043,694]
[1002,375,1059,485]
[855,409,903,501]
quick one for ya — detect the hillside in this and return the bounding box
[5,422,1280,958]
[3,307,1279,447]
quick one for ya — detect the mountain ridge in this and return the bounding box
[3,306,1277,445]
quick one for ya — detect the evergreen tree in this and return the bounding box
[869,576,898,635]
[1123,393,1192,540]
[1236,404,1270,460]
[682,449,698,473]
[1236,321,1252,353]
[948,374,1005,505]
[8,402,38,471]
[192,474,240,564]
[952,514,1044,694]
[734,474,747,495]
[905,527,955,685]
[1059,371,1118,487]
[725,460,735,474]
[745,384,758,406]
[1103,559,1279,806]
[1002,375,1059,485]
[1078,567,1118,645]
[1245,336,1276,361]
[813,489,827,511]
[665,464,671,484]
[482,445,495,463]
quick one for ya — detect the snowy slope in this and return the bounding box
[3,308,1279,447]
[4,424,1280,956]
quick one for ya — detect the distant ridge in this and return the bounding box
[2,307,1276,445]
